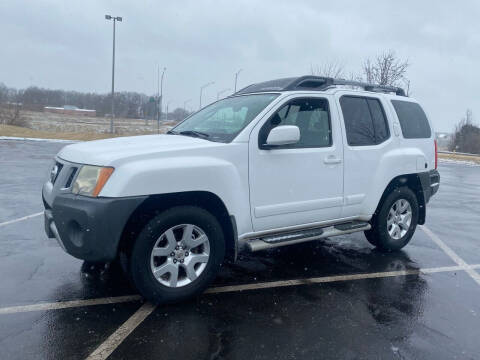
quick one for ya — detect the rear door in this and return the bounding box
[248,95,344,232]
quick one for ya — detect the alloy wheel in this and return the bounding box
[150,224,210,287]
[387,199,412,240]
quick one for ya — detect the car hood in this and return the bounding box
[58,134,224,166]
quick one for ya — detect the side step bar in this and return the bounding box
[246,221,371,252]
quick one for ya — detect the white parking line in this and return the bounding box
[2,264,479,316]
[420,225,480,286]
[0,295,142,315]
[86,302,156,360]
[0,212,43,227]
[205,264,479,294]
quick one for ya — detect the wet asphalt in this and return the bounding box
[0,139,479,360]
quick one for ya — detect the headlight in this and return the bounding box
[72,165,114,197]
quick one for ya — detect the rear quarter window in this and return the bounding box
[391,100,431,139]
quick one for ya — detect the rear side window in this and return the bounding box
[367,99,389,143]
[340,96,390,146]
[391,100,431,138]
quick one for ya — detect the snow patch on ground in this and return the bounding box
[0,136,79,143]
[439,158,480,167]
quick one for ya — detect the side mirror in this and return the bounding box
[265,125,300,147]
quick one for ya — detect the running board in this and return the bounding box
[246,221,371,252]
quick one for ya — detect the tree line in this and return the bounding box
[0,82,190,121]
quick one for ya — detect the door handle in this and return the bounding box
[323,155,342,165]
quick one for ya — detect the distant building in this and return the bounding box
[44,105,96,117]
[435,132,452,150]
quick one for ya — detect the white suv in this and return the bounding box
[42,76,440,303]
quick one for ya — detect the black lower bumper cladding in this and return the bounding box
[44,193,146,262]
[419,169,440,203]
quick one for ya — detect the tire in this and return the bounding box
[130,206,225,304]
[364,186,419,252]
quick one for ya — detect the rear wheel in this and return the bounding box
[130,206,225,304]
[364,186,419,252]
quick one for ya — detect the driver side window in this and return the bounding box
[258,97,332,149]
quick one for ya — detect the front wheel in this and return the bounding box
[130,206,225,304]
[364,186,419,252]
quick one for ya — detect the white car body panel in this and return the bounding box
[247,93,344,232]
[55,88,435,241]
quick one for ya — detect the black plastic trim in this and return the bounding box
[44,193,147,262]
[229,215,238,262]
[418,169,440,204]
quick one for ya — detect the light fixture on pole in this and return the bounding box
[105,14,122,133]
[234,69,242,93]
[199,81,214,110]
[217,88,231,100]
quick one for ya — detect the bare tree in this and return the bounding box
[363,50,409,87]
[449,109,480,154]
[310,61,345,78]
[0,86,26,126]
[0,102,25,126]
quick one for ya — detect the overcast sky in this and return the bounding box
[1,0,479,131]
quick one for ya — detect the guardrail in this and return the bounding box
[438,150,480,158]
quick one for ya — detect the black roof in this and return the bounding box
[235,75,406,96]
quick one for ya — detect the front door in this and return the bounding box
[248,95,344,232]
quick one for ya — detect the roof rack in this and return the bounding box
[235,76,406,97]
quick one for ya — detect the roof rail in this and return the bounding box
[235,76,406,96]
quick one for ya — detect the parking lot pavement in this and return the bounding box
[0,139,479,359]
[425,161,480,264]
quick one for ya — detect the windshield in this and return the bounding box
[170,93,279,142]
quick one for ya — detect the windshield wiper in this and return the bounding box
[176,130,210,139]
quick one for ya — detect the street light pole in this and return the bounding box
[199,82,214,110]
[217,88,231,100]
[105,15,122,134]
[157,66,166,133]
[234,68,242,93]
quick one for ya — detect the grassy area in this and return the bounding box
[0,124,154,141]
[438,152,480,164]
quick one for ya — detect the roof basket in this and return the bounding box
[235,76,406,96]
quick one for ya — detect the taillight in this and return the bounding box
[434,139,438,169]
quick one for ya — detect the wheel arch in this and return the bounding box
[374,174,426,225]
[118,191,237,263]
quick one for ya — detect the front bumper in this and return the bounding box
[43,192,146,262]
